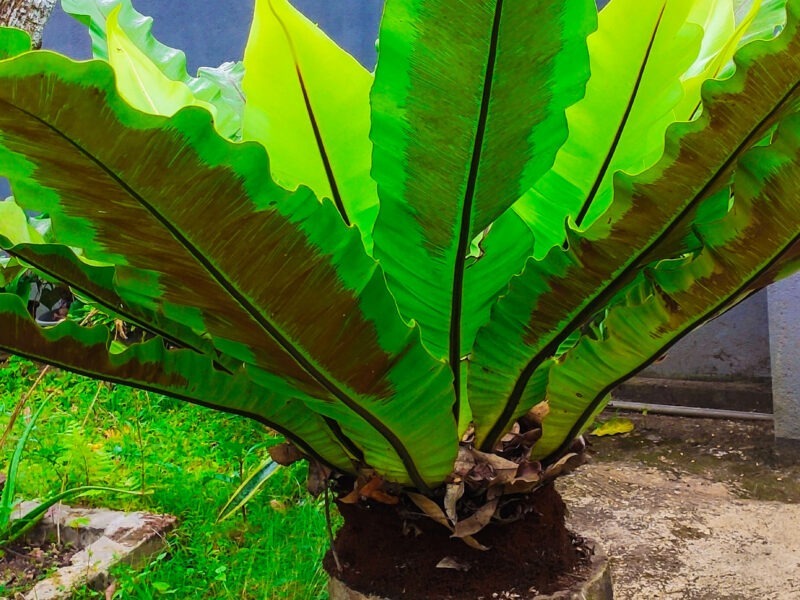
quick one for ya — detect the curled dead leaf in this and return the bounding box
[436,556,471,571]
[406,492,453,530]
[469,450,519,485]
[519,401,550,430]
[452,488,501,538]
[444,483,464,525]
[306,459,331,496]
[500,422,521,444]
[544,452,587,479]
[114,319,128,341]
[515,460,543,483]
[503,480,541,495]
[340,475,399,505]
[453,446,476,479]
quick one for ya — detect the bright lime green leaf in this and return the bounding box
[106,6,217,118]
[242,0,377,241]
[63,0,244,138]
[739,0,788,45]
[0,198,44,245]
[677,0,738,118]
[512,0,706,258]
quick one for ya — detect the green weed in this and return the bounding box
[0,356,332,599]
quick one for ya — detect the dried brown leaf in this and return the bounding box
[338,475,398,504]
[470,450,519,485]
[406,492,453,531]
[461,535,490,551]
[338,489,361,504]
[436,556,471,571]
[515,460,543,483]
[544,452,587,479]
[269,442,304,466]
[453,446,476,478]
[502,480,541,495]
[520,401,550,429]
[452,489,501,538]
[444,483,464,525]
[369,488,400,505]
[306,460,331,496]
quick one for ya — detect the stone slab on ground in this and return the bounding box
[11,503,175,599]
[560,462,800,599]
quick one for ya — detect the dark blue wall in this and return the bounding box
[42,0,383,69]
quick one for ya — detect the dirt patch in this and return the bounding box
[0,539,79,596]
[325,484,593,599]
[559,411,800,599]
[588,412,800,501]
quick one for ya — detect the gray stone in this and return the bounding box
[10,502,175,600]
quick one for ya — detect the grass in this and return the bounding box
[0,355,333,599]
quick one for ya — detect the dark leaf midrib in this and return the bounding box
[480,76,800,451]
[574,3,666,227]
[268,0,350,226]
[450,0,505,422]
[0,97,428,491]
[541,228,800,466]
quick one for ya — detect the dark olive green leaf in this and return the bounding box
[0,51,456,488]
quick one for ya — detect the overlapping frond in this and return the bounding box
[0,0,797,493]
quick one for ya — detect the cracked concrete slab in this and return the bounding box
[12,503,175,600]
[560,461,800,599]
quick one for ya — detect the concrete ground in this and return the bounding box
[557,413,800,600]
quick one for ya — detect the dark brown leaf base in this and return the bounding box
[324,483,592,599]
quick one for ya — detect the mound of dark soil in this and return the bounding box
[325,484,591,599]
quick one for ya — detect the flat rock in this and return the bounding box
[10,503,175,600]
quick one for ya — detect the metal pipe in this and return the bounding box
[607,400,773,422]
